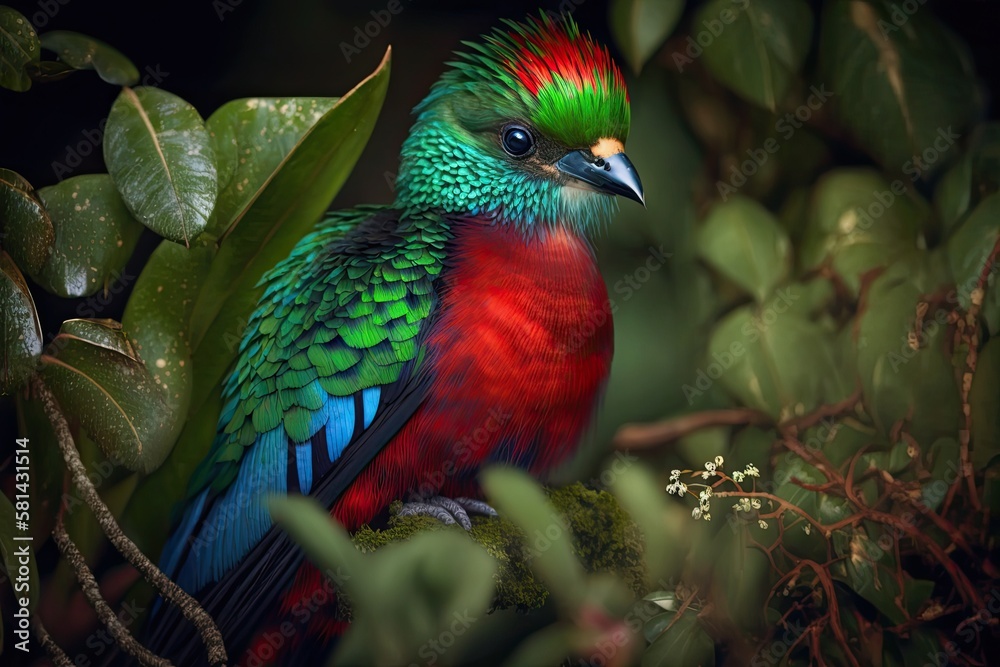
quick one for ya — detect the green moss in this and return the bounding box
[345,483,645,615]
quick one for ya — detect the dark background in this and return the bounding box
[2,0,998,451]
[1,2,998,660]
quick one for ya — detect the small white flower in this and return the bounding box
[703,513,711,521]
[750,498,762,510]
[744,464,760,478]
[733,503,742,511]
[803,524,812,535]
[699,488,713,501]
[678,482,688,495]
[669,469,681,483]
[665,483,678,495]
[692,507,702,520]
[732,471,745,483]
[758,519,768,529]
[740,498,752,512]
[714,455,724,468]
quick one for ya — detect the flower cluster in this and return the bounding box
[730,463,760,483]
[666,458,765,525]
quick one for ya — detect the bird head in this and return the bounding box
[395,13,643,234]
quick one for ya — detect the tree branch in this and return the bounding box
[53,521,173,667]
[32,376,228,667]
[613,408,771,450]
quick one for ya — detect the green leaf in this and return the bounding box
[642,609,714,667]
[970,338,1000,471]
[609,0,684,74]
[40,318,175,473]
[0,6,39,91]
[856,260,961,443]
[33,174,144,298]
[502,624,580,667]
[0,252,42,394]
[935,123,1000,235]
[946,192,1000,312]
[187,49,390,410]
[0,169,54,275]
[122,240,214,458]
[482,467,586,611]
[24,59,75,83]
[206,96,339,237]
[269,495,364,577]
[39,30,138,85]
[831,529,905,625]
[801,168,928,297]
[104,86,218,244]
[707,301,848,421]
[697,195,790,302]
[610,465,687,586]
[695,0,813,111]
[819,0,981,171]
[0,492,39,611]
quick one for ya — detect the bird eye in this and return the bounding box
[501,125,535,157]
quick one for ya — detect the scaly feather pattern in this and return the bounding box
[142,11,637,667]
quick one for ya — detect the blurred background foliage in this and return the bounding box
[1,0,999,665]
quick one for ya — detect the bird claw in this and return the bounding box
[397,496,497,531]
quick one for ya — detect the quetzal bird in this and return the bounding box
[144,13,643,666]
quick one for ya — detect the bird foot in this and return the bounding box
[397,496,497,531]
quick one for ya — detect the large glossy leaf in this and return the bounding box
[946,192,1000,313]
[970,338,1000,471]
[609,466,687,587]
[187,49,391,409]
[801,168,929,297]
[40,319,175,473]
[935,123,1000,236]
[271,495,497,667]
[122,240,214,455]
[104,87,218,244]
[206,96,339,237]
[33,174,144,298]
[0,6,39,91]
[855,259,961,443]
[0,252,42,394]
[482,467,586,611]
[0,169,54,275]
[0,493,39,611]
[609,0,684,73]
[697,195,790,302]
[695,0,813,111]
[707,300,849,421]
[124,50,391,559]
[642,609,715,667]
[819,0,981,171]
[39,30,138,85]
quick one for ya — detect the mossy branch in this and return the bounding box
[344,484,646,616]
[32,377,228,667]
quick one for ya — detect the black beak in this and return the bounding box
[556,150,645,206]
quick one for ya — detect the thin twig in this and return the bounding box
[53,521,173,667]
[32,377,228,667]
[34,616,72,667]
[614,409,770,449]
